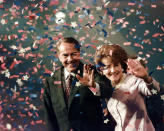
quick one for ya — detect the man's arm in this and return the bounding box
[76,64,113,98]
[94,70,113,98]
[43,78,59,131]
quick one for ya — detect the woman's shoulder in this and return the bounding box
[124,74,143,85]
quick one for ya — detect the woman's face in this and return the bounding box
[101,57,123,85]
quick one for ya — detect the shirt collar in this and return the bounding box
[64,68,76,80]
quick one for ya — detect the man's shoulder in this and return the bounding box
[44,67,63,89]
[46,66,63,80]
[52,67,62,75]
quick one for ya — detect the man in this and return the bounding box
[43,37,113,131]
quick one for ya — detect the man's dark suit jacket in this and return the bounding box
[43,62,112,131]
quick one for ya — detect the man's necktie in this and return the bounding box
[65,74,73,102]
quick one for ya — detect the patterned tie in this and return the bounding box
[65,74,73,102]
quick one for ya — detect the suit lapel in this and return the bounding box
[52,67,68,111]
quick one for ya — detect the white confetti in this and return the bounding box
[10,45,17,50]
[0,0,4,4]
[18,48,26,54]
[96,6,102,10]
[55,12,66,24]
[15,21,19,25]
[6,123,12,130]
[16,79,24,86]
[104,118,109,124]
[1,19,6,25]
[5,72,10,78]
[75,82,81,87]
[71,21,78,28]
[160,95,164,101]
[22,75,29,81]
[151,89,158,95]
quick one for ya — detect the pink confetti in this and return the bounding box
[128,2,135,6]
[139,20,146,24]
[30,121,35,125]
[84,44,97,49]
[45,15,51,21]
[18,98,25,101]
[89,15,94,20]
[36,120,43,124]
[152,33,160,37]
[158,48,163,52]
[79,37,86,41]
[54,81,61,85]
[33,66,38,72]
[0,105,2,113]
[0,81,4,87]
[1,63,7,70]
[49,0,59,6]
[28,112,33,117]
[134,43,143,49]
[151,4,157,8]
[9,75,19,79]
[76,7,81,12]
[161,26,164,32]
[123,42,131,46]
[0,4,3,8]
[44,68,52,74]
[9,59,22,69]
[69,12,74,18]
[156,66,162,70]
[144,30,150,36]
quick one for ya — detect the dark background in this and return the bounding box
[0,0,164,130]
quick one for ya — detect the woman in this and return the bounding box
[93,44,156,131]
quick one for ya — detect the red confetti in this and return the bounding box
[152,33,160,37]
[49,0,59,6]
[84,44,97,49]
[54,81,61,85]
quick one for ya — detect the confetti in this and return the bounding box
[6,123,12,130]
[0,0,163,130]
[54,81,61,85]
[55,12,66,24]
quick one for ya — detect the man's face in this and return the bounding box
[58,42,80,72]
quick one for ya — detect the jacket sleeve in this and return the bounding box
[94,69,113,98]
[43,78,59,131]
[136,77,160,96]
[151,77,160,92]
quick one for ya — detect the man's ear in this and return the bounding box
[145,67,148,71]
[56,52,60,58]
[56,53,59,58]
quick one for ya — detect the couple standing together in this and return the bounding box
[43,37,160,131]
